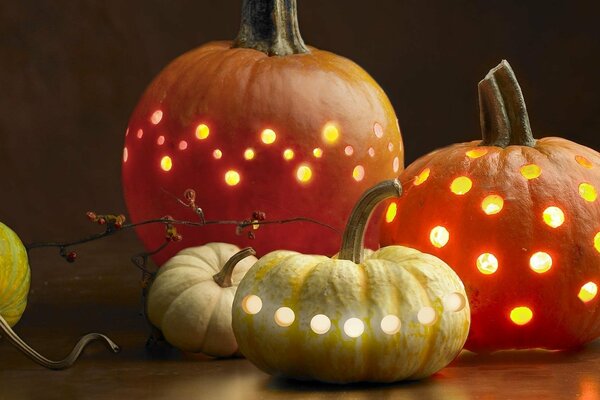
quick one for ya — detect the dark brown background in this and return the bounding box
[2,1,600,398]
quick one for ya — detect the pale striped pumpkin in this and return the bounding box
[0,222,30,327]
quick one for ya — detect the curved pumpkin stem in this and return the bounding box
[213,247,256,288]
[338,180,402,264]
[478,60,536,148]
[233,0,309,56]
[0,314,119,370]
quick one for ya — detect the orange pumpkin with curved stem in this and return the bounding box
[380,61,600,351]
[122,0,403,265]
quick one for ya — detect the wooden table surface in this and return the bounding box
[1,235,599,400]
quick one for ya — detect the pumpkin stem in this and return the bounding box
[338,180,402,264]
[0,314,119,370]
[478,60,536,148]
[213,247,256,288]
[233,0,309,56]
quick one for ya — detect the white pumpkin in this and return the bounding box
[147,243,257,357]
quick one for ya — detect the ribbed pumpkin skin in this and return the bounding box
[0,222,30,327]
[232,246,469,383]
[147,243,257,357]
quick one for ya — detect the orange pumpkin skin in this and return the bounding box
[380,61,600,352]
[123,39,402,265]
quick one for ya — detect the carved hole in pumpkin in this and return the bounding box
[373,122,384,138]
[576,155,593,169]
[157,136,165,146]
[510,306,533,325]
[481,195,504,215]
[150,110,163,125]
[344,146,354,156]
[520,164,541,180]
[274,307,295,327]
[195,124,210,140]
[388,142,394,152]
[385,202,397,223]
[310,314,331,335]
[542,206,565,228]
[430,226,449,248]
[283,149,294,160]
[178,141,188,151]
[244,148,255,160]
[136,129,144,139]
[529,252,552,273]
[444,293,467,312]
[477,253,498,275]
[242,295,262,315]
[414,168,430,186]
[225,170,241,186]
[322,123,340,144]
[368,147,375,157]
[343,318,365,338]
[213,149,223,159]
[466,148,488,159]
[313,148,323,158]
[160,156,172,172]
[380,315,401,335]
[123,147,128,163]
[417,307,437,326]
[579,183,598,202]
[296,165,312,183]
[579,282,598,303]
[352,165,365,182]
[594,232,600,253]
[393,157,400,173]
[450,176,473,195]
[261,128,276,144]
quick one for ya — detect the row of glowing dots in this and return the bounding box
[240,292,466,337]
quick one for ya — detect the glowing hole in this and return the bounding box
[160,156,172,172]
[274,307,295,327]
[520,164,541,179]
[344,146,354,156]
[466,148,488,159]
[450,176,473,195]
[579,282,598,303]
[576,155,593,169]
[481,195,504,215]
[579,183,598,202]
[157,136,165,145]
[343,318,364,338]
[430,226,449,248]
[296,165,312,183]
[313,148,323,158]
[373,122,384,138]
[393,157,400,173]
[444,293,467,312]
[353,165,365,182]
[510,306,533,325]
[213,150,223,159]
[530,252,552,273]
[388,142,394,152]
[368,147,375,157]
[225,170,241,186]
[594,232,600,253]
[261,128,276,144]
[310,314,331,335]
[417,307,437,326]
[150,110,163,125]
[414,168,430,186]
[242,295,262,314]
[178,141,188,150]
[136,129,144,139]
[476,253,498,275]
[123,147,128,163]
[322,123,339,144]
[244,148,255,160]
[385,202,397,223]
[543,206,565,228]
[195,124,210,140]
[283,149,294,160]
[380,315,401,335]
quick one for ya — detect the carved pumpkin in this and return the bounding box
[232,181,469,383]
[122,0,403,266]
[147,243,257,357]
[380,61,600,352]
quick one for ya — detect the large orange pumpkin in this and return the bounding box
[380,60,600,351]
[122,0,403,265]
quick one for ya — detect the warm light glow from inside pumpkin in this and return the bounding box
[481,195,504,215]
[310,314,331,335]
[380,315,401,335]
[150,110,163,125]
[242,295,262,315]
[466,148,488,159]
[444,293,467,312]
[274,307,295,327]
[352,165,365,182]
[313,148,323,158]
[417,307,437,326]
[244,148,255,160]
[160,156,172,172]
[283,149,294,160]
[579,183,598,202]
[450,176,473,195]
[195,124,210,140]
[542,206,565,228]
[178,140,188,150]
[373,122,384,138]
[343,318,365,338]
[137,129,144,139]
[520,164,541,179]
[430,226,450,248]
[213,149,223,159]
[225,170,241,186]
[385,202,397,223]
[393,157,400,173]
[368,147,375,157]
[261,128,276,144]
[123,147,128,163]
[344,145,354,156]
[414,168,430,186]
[157,135,165,145]
[529,252,552,273]
[322,123,340,144]
[578,282,598,303]
[594,232,600,253]
[477,253,498,275]
[576,155,593,169]
[510,306,533,325]
[296,165,313,183]
[388,142,394,152]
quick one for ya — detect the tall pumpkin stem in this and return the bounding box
[478,60,536,148]
[0,314,119,370]
[338,180,402,264]
[233,0,309,56]
[213,247,256,288]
